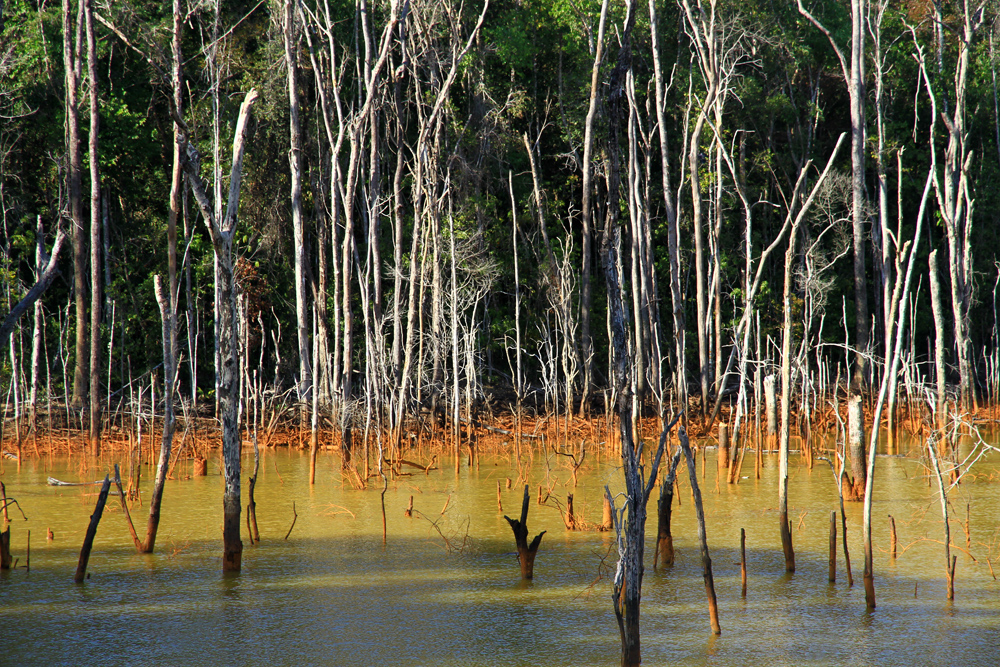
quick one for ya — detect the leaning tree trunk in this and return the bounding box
[653,447,683,569]
[145,276,176,552]
[143,0,183,554]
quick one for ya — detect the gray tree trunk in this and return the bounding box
[578,0,610,416]
[85,0,101,454]
[144,0,183,554]
[929,249,948,429]
[284,0,312,401]
[64,0,87,411]
[181,89,259,573]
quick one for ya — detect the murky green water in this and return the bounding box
[2,439,1000,666]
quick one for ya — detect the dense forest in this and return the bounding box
[2,0,1000,483]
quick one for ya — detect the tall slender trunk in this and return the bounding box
[181,90,259,573]
[848,0,870,496]
[578,0,610,416]
[929,249,948,430]
[85,0,101,454]
[285,0,312,401]
[778,202,802,574]
[30,217,44,439]
[798,0,869,500]
[65,0,87,411]
[648,0,684,409]
[144,0,183,553]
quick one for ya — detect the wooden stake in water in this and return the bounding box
[740,528,747,598]
[889,514,897,560]
[829,511,837,583]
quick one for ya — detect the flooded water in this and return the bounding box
[2,437,1000,666]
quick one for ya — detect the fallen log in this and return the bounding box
[48,477,105,487]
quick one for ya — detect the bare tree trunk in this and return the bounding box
[181,89,259,573]
[764,374,777,446]
[85,0,101,455]
[65,0,87,411]
[778,197,803,574]
[648,0,684,410]
[861,157,932,610]
[30,217,44,441]
[929,249,948,431]
[937,2,978,412]
[679,425,721,635]
[503,485,545,579]
[653,447,682,569]
[799,0,870,501]
[284,0,312,402]
[145,276,176,552]
[74,475,110,583]
[142,0,183,554]
[578,0,610,417]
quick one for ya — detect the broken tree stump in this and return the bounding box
[717,424,729,473]
[504,484,545,579]
[74,474,111,584]
[1,481,12,570]
[563,494,576,530]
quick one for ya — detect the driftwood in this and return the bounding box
[114,464,143,552]
[383,456,438,473]
[504,484,545,579]
[48,477,105,486]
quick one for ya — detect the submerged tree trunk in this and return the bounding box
[653,447,682,569]
[144,276,176,553]
[142,0,183,554]
[74,475,110,583]
[503,485,545,579]
[181,89,258,573]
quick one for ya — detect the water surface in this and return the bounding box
[2,441,999,666]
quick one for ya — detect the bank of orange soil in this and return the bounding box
[5,395,994,466]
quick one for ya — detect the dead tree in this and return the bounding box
[653,446,683,569]
[678,425,721,635]
[180,89,259,573]
[141,0,184,555]
[85,0,101,454]
[777,134,848,570]
[283,0,312,401]
[503,485,545,579]
[74,474,110,583]
[0,228,67,352]
[798,0,871,501]
[577,0,610,416]
[64,0,88,410]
